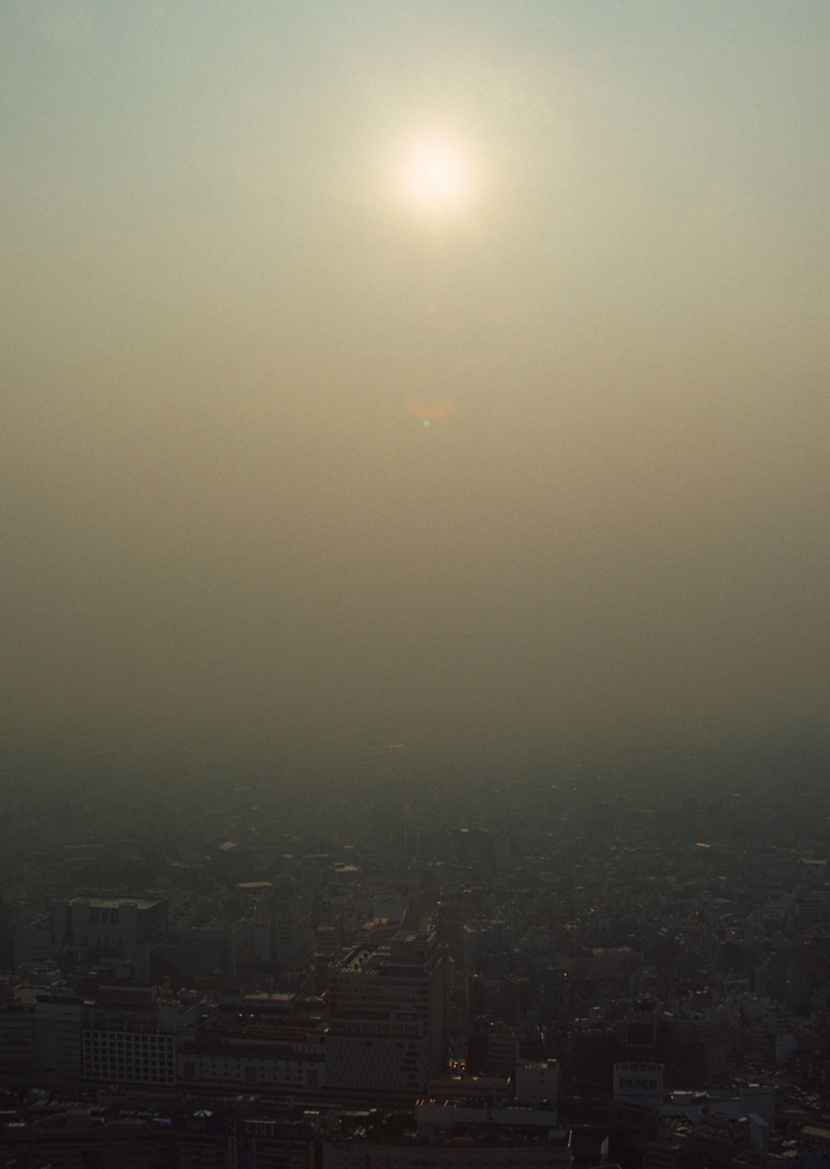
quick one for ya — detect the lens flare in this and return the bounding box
[404,399,457,422]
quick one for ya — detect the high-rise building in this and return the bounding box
[326,928,451,1098]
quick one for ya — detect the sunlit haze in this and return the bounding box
[398,134,475,212]
[1,1,828,775]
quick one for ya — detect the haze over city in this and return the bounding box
[2,1,828,773]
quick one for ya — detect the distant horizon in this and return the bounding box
[2,720,828,796]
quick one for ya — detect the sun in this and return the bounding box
[398,134,474,212]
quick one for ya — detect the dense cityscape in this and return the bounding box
[0,733,829,1165]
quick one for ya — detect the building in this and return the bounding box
[15,895,168,983]
[323,1102,571,1169]
[515,1060,560,1110]
[178,1025,325,1093]
[35,993,85,1084]
[82,1010,178,1086]
[326,928,451,1098]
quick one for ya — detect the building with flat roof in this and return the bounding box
[15,896,168,983]
[326,928,451,1098]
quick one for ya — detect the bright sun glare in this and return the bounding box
[399,135,473,211]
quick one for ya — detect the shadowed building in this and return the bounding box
[326,927,451,1099]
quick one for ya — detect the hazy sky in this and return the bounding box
[2,1,828,770]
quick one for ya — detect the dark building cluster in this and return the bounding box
[1,737,830,1167]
